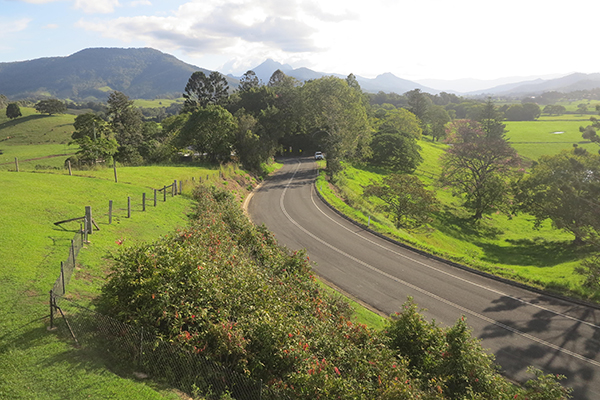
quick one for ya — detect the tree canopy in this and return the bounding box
[6,103,22,119]
[35,99,67,115]
[183,71,229,112]
[514,148,600,244]
[440,119,521,220]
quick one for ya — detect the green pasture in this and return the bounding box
[505,118,598,160]
[317,138,598,303]
[0,144,76,170]
[0,166,208,399]
[133,98,183,108]
[1,107,75,146]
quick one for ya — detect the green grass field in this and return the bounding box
[133,98,184,108]
[505,116,598,161]
[0,168,201,399]
[317,136,598,303]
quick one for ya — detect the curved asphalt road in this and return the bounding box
[248,157,600,399]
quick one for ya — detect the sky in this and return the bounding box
[1,0,599,82]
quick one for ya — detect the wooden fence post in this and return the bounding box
[163,186,166,202]
[85,206,93,234]
[154,189,157,207]
[109,200,113,224]
[14,157,19,172]
[67,160,72,176]
[142,193,146,211]
[127,196,131,218]
[179,180,182,195]
[172,180,177,197]
[113,159,118,183]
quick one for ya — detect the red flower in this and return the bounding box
[334,367,340,375]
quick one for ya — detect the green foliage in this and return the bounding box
[182,71,229,112]
[514,149,600,243]
[6,103,22,119]
[440,119,521,220]
[364,174,438,229]
[176,105,237,163]
[107,91,146,165]
[35,99,67,115]
[505,103,542,121]
[575,253,600,290]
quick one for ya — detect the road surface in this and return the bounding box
[247,158,600,399]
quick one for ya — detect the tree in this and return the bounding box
[477,98,506,138]
[370,108,423,172]
[505,103,541,121]
[514,149,600,244]
[183,71,229,112]
[580,104,600,147]
[405,89,429,121]
[6,103,22,119]
[440,119,521,220]
[364,174,438,229]
[238,70,261,92]
[577,103,589,114]
[542,104,566,115]
[301,76,371,175]
[69,113,118,165]
[107,91,144,165]
[176,105,237,163]
[35,99,67,115]
[426,105,451,141]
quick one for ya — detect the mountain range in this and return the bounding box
[0,47,599,100]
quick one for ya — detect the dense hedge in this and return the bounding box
[98,185,571,399]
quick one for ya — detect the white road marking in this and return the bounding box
[278,159,600,368]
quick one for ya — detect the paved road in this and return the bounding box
[248,158,600,399]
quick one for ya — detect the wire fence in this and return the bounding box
[51,296,286,400]
[48,179,288,399]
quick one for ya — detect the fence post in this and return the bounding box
[179,180,182,195]
[163,186,166,202]
[154,189,157,207]
[172,180,176,197]
[109,200,113,224]
[14,157,19,172]
[85,206,93,234]
[48,290,55,330]
[127,196,131,218]
[67,160,72,176]
[84,216,89,243]
[61,261,65,295]
[113,159,118,183]
[71,239,76,266]
[142,193,146,211]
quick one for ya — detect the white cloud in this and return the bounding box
[74,0,120,14]
[43,23,59,29]
[129,0,151,6]
[1,18,31,34]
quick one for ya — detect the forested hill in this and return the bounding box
[0,47,237,100]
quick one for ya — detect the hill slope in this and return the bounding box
[0,48,238,100]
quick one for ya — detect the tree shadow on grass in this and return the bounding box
[475,237,593,268]
[0,114,46,129]
[433,208,504,241]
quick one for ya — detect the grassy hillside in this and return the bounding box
[317,136,598,302]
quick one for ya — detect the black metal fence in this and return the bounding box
[51,296,285,400]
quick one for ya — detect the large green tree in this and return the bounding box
[69,113,118,165]
[183,71,229,112]
[107,91,144,164]
[6,103,22,119]
[35,99,67,115]
[176,105,237,163]
[301,76,371,175]
[426,105,451,142]
[440,119,521,220]
[515,148,600,244]
[370,108,422,172]
[580,104,600,148]
[364,174,438,229]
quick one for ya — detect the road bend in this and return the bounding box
[247,157,600,399]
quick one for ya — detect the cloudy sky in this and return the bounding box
[1,0,598,81]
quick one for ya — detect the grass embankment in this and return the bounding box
[316,135,599,302]
[0,107,78,171]
[0,162,256,399]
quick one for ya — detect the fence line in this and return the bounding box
[52,297,285,400]
[48,177,285,399]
